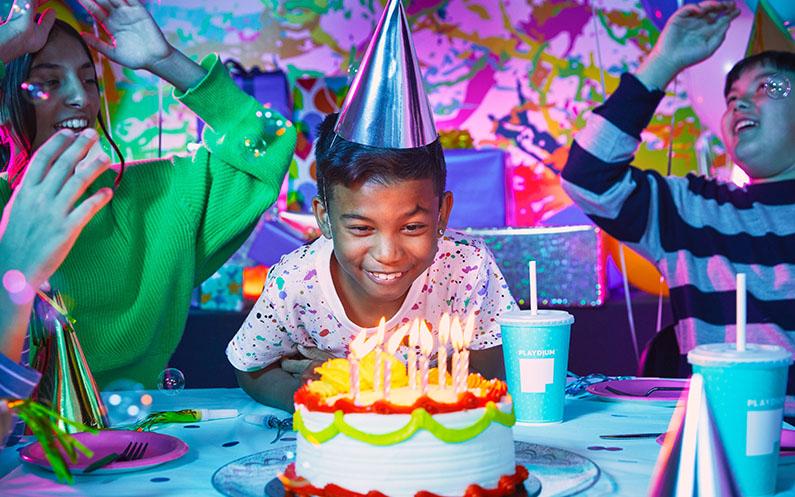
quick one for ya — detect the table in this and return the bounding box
[1,388,794,496]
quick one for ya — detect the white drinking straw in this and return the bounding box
[528,260,538,315]
[736,273,746,352]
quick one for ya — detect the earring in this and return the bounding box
[438,228,445,236]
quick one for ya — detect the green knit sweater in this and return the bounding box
[0,54,296,388]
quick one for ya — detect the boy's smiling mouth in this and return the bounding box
[365,270,405,283]
[734,118,758,135]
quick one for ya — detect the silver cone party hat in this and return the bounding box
[647,374,740,497]
[334,0,437,148]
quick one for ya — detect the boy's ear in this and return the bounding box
[312,196,333,239]
[437,191,454,235]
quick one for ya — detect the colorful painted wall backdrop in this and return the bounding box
[92,1,713,225]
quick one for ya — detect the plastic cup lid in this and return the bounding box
[497,309,574,326]
[688,343,792,366]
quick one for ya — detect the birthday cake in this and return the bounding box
[280,352,528,497]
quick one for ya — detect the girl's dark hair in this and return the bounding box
[314,113,446,205]
[0,19,124,188]
[724,50,795,97]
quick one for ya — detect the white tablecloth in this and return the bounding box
[1,388,794,496]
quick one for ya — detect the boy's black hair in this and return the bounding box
[0,19,124,187]
[314,113,446,204]
[724,50,795,97]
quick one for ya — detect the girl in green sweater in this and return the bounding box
[0,0,296,387]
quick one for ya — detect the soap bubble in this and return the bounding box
[102,379,153,427]
[157,368,185,396]
[20,81,49,103]
[764,74,791,100]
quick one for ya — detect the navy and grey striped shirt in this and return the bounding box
[562,73,795,355]
[1,353,40,448]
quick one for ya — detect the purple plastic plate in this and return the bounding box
[586,378,688,403]
[20,430,188,475]
[656,429,795,458]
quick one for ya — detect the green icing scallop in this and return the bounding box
[294,402,515,446]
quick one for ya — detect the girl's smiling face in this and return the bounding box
[28,29,100,152]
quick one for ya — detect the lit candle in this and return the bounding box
[408,319,419,390]
[437,313,450,388]
[450,317,463,394]
[461,312,476,389]
[384,324,408,400]
[419,321,434,395]
[372,317,386,394]
[348,330,368,404]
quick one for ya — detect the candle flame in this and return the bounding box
[386,324,408,354]
[450,316,463,350]
[419,320,434,355]
[462,312,475,347]
[349,329,375,359]
[438,313,450,345]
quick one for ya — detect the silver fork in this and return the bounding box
[605,385,685,397]
[83,441,148,473]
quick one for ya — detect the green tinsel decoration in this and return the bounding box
[7,398,97,483]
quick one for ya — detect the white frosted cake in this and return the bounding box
[281,357,527,497]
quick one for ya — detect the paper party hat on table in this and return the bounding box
[334,0,437,148]
[647,374,740,497]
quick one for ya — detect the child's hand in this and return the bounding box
[281,346,334,383]
[0,130,113,292]
[0,1,56,63]
[79,0,172,72]
[638,1,740,89]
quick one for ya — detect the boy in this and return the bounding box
[227,0,515,412]
[561,2,795,373]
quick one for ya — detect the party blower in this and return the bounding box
[28,291,109,433]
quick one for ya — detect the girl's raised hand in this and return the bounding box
[0,1,56,62]
[0,130,113,291]
[79,0,172,71]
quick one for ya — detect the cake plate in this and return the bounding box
[212,441,604,497]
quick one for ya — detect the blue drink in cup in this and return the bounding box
[498,310,574,424]
[688,343,792,496]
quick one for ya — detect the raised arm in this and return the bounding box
[560,1,740,259]
[0,130,112,360]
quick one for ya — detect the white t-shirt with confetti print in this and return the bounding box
[226,230,517,372]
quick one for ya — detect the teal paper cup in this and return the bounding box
[688,343,792,496]
[498,310,574,424]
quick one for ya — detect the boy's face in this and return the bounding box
[313,177,453,324]
[720,64,795,182]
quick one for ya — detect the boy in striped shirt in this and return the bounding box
[562,2,795,381]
